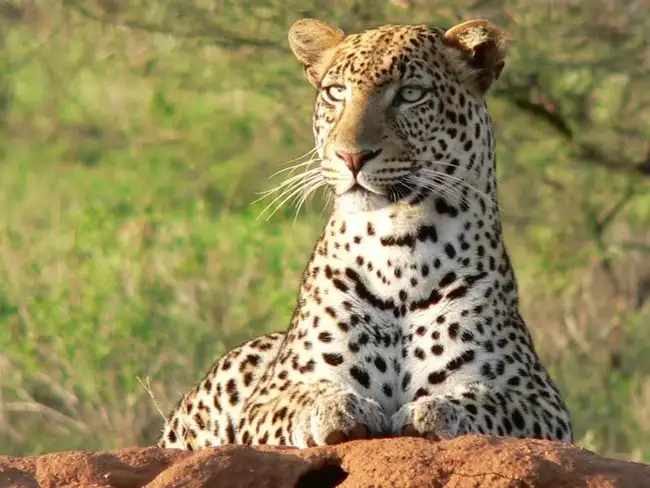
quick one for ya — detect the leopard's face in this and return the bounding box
[289,20,508,213]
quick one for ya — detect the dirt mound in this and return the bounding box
[1,435,648,487]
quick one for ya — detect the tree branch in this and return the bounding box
[64,1,283,52]
[493,84,650,178]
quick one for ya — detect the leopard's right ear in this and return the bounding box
[289,19,345,87]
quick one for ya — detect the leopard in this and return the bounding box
[158,17,574,450]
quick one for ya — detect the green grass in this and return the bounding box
[1,1,649,460]
[0,5,321,453]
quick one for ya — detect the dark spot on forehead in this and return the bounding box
[330,24,445,85]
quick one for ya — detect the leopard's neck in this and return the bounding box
[306,194,518,309]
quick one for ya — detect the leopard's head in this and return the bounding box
[288,19,508,214]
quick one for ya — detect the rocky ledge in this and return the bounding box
[1,435,649,487]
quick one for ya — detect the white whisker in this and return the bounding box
[274,147,318,169]
[293,179,325,224]
[322,191,332,215]
[257,173,325,221]
[269,157,321,179]
[253,168,323,201]
[406,174,469,207]
[259,172,323,213]
[416,168,499,210]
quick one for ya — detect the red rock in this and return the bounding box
[0,435,648,488]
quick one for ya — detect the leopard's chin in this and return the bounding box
[346,183,378,196]
[335,184,392,213]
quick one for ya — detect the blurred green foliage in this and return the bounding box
[0,0,649,460]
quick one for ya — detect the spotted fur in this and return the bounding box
[158,18,573,450]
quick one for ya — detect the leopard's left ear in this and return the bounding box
[289,19,345,87]
[442,20,508,94]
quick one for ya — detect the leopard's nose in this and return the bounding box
[335,149,382,176]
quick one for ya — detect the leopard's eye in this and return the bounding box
[393,86,429,106]
[321,85,347,104]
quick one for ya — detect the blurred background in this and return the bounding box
[1,0,649,459]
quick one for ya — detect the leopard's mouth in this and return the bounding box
[338,181,382,197]
[346,183,373,195]
[340,180,414,203]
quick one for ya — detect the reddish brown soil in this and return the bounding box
[1,435,648,487]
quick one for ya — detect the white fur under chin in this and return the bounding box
[334,188,393,214]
